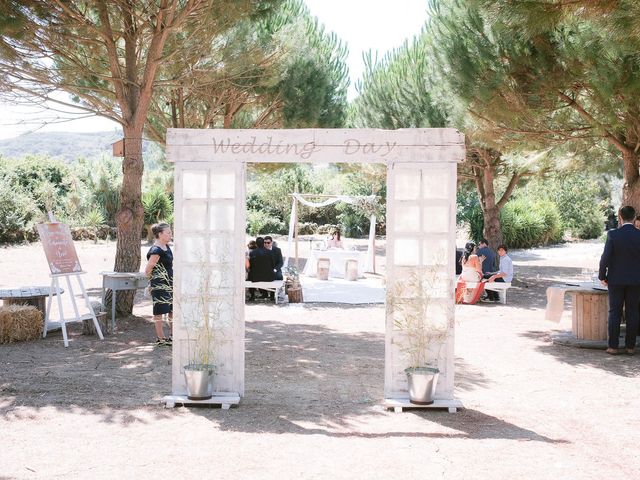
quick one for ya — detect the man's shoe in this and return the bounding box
[624,348,635,355]
[605,347,620,355]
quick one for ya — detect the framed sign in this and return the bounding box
[37,222,82,274]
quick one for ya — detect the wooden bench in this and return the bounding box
[244,280,285,304]
[463,281,512,304]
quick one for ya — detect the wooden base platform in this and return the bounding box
[383,398,463,413]
[163,392,240,409]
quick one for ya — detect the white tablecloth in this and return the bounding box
[303,249,366,278]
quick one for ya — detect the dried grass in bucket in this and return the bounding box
[0,305,43,343]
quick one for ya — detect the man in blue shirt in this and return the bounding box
[485,244,513,302]
[477,238,496,276]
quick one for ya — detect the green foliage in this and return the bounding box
[248,164,318,223]
[246,210,286,236]
[145,0,348,142]
[0,155,71,199]
[143,186,174,226]
[432,0,640,190]
[351,37,448,129]
[500,198,563,249]
[74,157,122,226]
[521,173,606,239]
[246,164,385,237]
[83,207,105,228]
[464,193,564,248]
[0,177,39,242]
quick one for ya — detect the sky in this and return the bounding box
[0,1,429,140]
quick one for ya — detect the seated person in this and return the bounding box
[476,238,496,276]
[245,239,257,276]
[485,244,513,302]
[460,242,483,282]
[327,229,344,249]
[458,242,484,304]
[247,237,275,301]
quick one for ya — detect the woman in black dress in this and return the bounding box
[144,222,173,346]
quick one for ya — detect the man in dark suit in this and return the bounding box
[598,205,640,355]
[264,236,284,280]
[248,237,275,301]
[263,235,283,301]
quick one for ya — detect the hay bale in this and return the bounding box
[0,305,43,343]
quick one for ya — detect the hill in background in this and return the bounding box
[0,131,156,162]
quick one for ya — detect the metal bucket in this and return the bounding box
[405,367,439,405]
[184,364,216,400]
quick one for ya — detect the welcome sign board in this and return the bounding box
[37,222,82,274]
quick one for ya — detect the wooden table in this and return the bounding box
[0,286,64,318]
[546,283,608,341]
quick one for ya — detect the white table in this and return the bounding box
[302,249,366,279]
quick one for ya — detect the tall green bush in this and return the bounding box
[74,157,122,226]
[0,178,39,242]
[500,198,563,248]
[246,210,286,236]
[521,174,605,239]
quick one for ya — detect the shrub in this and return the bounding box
[317,224,339,234]
[0,155,72,198]
[143,186,173,226]
[572,209,603,239]
[297,222,317,235]
[74,156,122,226]
[500,198,563,248]
[0,179,39,243]
[521,173,605,239]
[246,210,287,236]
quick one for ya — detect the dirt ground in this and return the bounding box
[1,238,639,480]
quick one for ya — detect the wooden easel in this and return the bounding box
[43,271,104,347]
[37,216,104,347]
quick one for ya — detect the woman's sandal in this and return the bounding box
[155,337,171,347]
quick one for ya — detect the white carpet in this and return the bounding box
[301,276,385,304]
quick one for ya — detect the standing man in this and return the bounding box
[598,205,640,355]
[485,244,513,302]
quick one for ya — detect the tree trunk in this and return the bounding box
[470,149,504,251]
[482,205,502,254]
[622,150,640,211]
[113,127,145,315]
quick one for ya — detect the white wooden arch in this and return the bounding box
[165,128,464,409]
